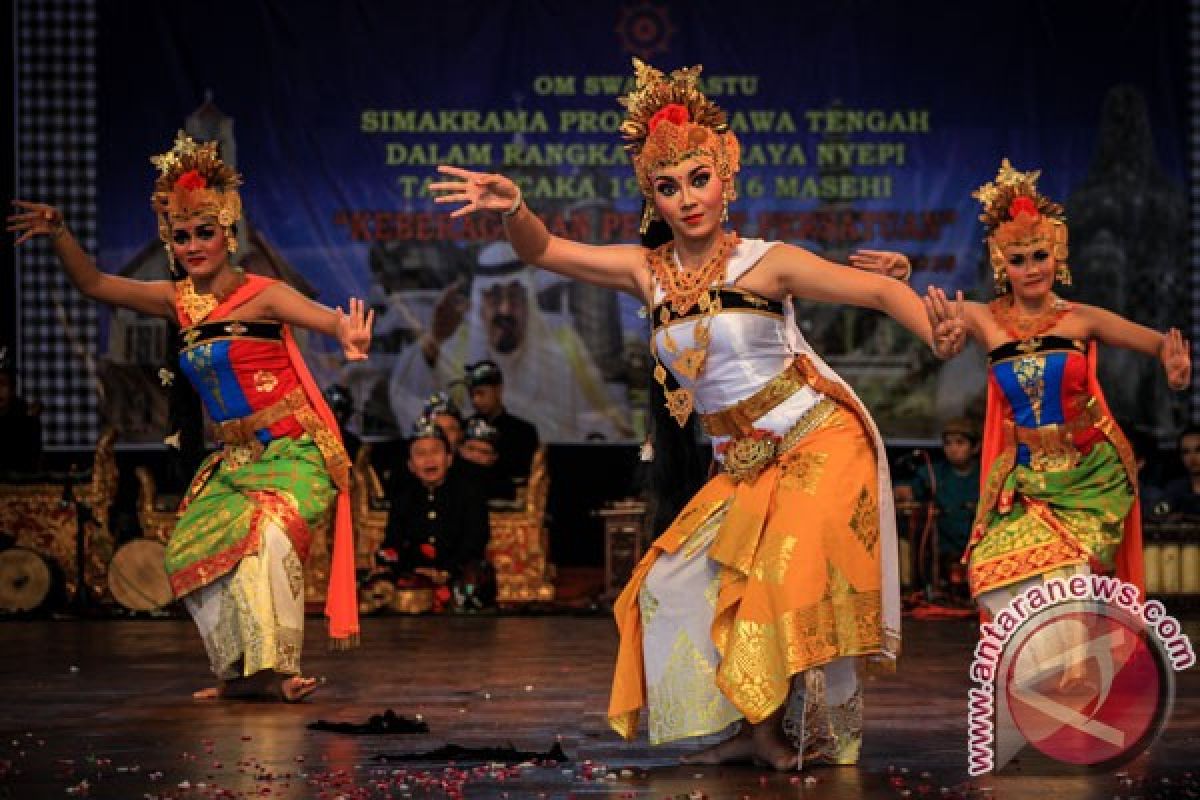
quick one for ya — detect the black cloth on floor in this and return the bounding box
[308,709,429,734]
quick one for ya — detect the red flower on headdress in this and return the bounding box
[419,543,437,561]
[175,169,207,191]
[1008,195,1038,220]
[649,103,690,132]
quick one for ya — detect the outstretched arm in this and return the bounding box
[259,284,374,360]
[8,200,175,318]
[761,243,965,358]
[432,166,650,301]
[1077,304,1191,390]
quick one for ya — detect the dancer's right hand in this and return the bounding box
[431,166,520,218]
[7,200,64,245]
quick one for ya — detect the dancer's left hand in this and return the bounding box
[1162,327,1191,391]
[849,250,912,282]
[924,286,968,360]
[337,298,375,361]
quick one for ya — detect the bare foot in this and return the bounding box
[751,711,799,771]
[751,731,798,771]
[681,724,754,765]
[279,675,322,703]
[192,686,222,701]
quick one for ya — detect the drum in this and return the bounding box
[1160,543,1182,595]
[1181,543,1200,594]
[107,539,174,611]
[1143,541,1162,594]
[0,547,52,612]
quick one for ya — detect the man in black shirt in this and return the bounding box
[464,360,539,489]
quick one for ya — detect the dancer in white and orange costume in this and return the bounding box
[433,59,967,769]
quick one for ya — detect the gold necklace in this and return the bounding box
[177,270,246,325]
[650,232,738,313]
[989,294,1071,340]
[648,231,739,426]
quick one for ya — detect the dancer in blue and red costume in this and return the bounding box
[925,159,1191,622]
[9,131,374,701]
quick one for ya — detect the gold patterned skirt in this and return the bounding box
[609,404,883,760]
[166,435,335,679]
[182,523,307,680]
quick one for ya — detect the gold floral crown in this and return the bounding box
[150,131,243,248]
[972,158,1065,248]
[618,58,740,229]
[974,158,1071,290]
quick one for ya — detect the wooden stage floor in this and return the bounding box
[0,613,1197,799]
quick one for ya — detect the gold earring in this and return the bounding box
[225,226,238,255]
[1056,262,1072,286]
[991,256,1008,294]
[640,204,656,236]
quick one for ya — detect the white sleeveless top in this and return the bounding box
[650,237,825,455]
[649,235,902,664]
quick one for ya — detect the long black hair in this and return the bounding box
[642,209,712,535]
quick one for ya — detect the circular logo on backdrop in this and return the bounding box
[615,3,676,61]
[1003,604,1173,769]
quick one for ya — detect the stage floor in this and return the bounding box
[0,614,1197,799]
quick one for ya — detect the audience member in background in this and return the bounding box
[465,360,539,488]
[325,384,362,462]
[375,417,492,610]
[895,417,980,600]
[1126,428,1166,517]
[0,345,43,475]
[459,415,515,502]
[422,391,466,453]
[1163,425,1200,516]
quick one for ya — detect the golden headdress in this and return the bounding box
[973,158,1070,291]
[618,58,740,233]
[150,131,243,260]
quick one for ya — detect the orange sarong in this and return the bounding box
[608,405,893,740]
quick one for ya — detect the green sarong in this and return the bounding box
[968,441,1133,595]
[165,434,335,598]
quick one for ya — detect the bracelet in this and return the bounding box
[47,212,66,240]
[501,190,523,219]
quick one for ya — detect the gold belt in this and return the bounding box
[720,397,839,484]
[701,360,811,438]
[1012,397,1103,472]
[212,386,352,490]
[216,387,309,444]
